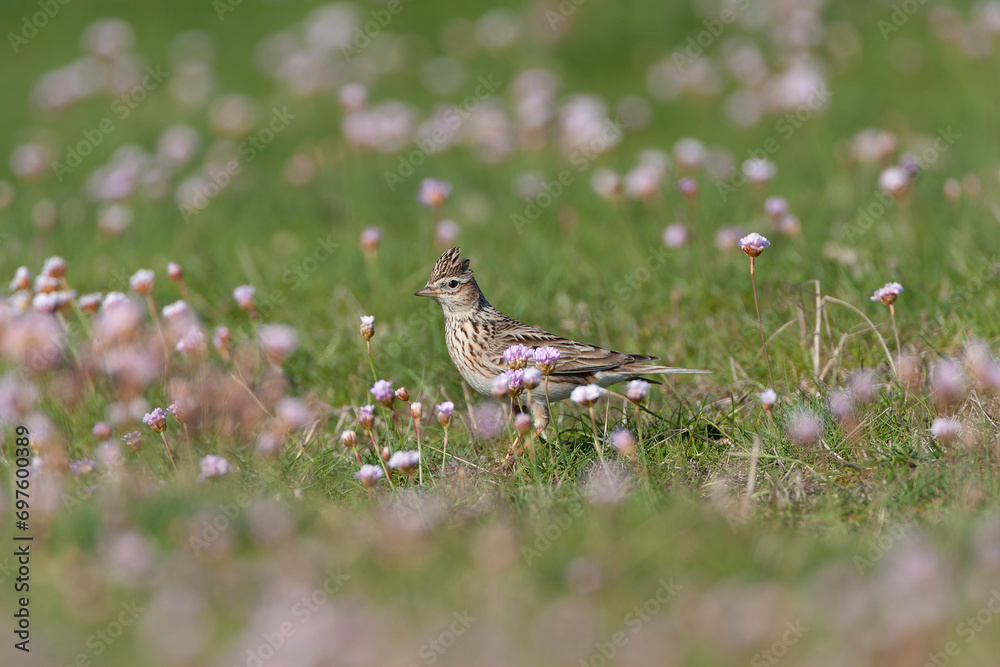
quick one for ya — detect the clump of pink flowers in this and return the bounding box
[370,379,395,408]
[503,344,532,370]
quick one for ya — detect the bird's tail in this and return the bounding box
[624,365,711,375]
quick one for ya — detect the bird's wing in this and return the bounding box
[489,321,655,375]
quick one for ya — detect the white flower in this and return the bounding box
[175,328,206,357]
[741,158,776,184]
[161,300,190,321]
[34,274,58,294]
[232,285,255,311]
[10,266,31,291]
[848,370,878,403]
[590,168,622,200]
[41,256,67,278]
[258,324,299,364]
[355,464,384,487]
[931,359,966,402]
[359,226,382,251]
[623,164,662,200]
[759,388,777,408]
[157,125,200,167]
[738,233,770,258]
[513,413,532,436]
[871,282,903,306]
[387,450,420,471]
[338,82,367,113]
[878,166,909,196]
[851,129,897,163]
[662,223,689,249]
[102,292,129,310]
[129,269,154,294]
[491,374,510,400]
[276,398,311,431]
[78,292,102,313]
[417,178,451,208]
[570,384,606,407]
[198,454,231,480]
[763,196,788,221]
[610,429,636,456]
[930,417,957,445]
[829,389,853,420]
[435,220,460,247]
[786,410,823,445]
[436,401,454,426]
[359,315,374,341]
[522,367,542,390]
[32,292,60,313]
[625,379,650,403]
[673,137,706,170]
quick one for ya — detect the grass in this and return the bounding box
[2,0,1000,664]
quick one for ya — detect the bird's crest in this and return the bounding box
[428,246,472,282]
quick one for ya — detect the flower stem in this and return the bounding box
[441,425,449,469]
[684,195,699,228]
[889,303,901,375]
[634,404,649,479]
[159,432,177,472]
[542,376,559,480]
[750,256,774,387]
[526,429,543,495]
[368,430,394,489]
[366,341,377,382]
[415,420,424,485]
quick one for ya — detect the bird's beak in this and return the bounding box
[414,286,436,298]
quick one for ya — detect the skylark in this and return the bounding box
[415,247,709,429]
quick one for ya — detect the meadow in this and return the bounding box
[2,0,1000,665]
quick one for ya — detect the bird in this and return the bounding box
[414,247,709,430]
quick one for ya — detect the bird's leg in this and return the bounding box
[530,401,550,433]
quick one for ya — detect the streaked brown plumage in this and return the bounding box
[415,247,709,429]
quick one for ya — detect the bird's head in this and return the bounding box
[414,247,481,311]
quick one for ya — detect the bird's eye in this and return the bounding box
[448,279,459,288]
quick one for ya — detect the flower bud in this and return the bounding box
[436,401,454,427]
[522,368,542,390]
[360,315,375,341]
[358,405,375,430]
[233,285,256,312]
[514,413,532,437]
